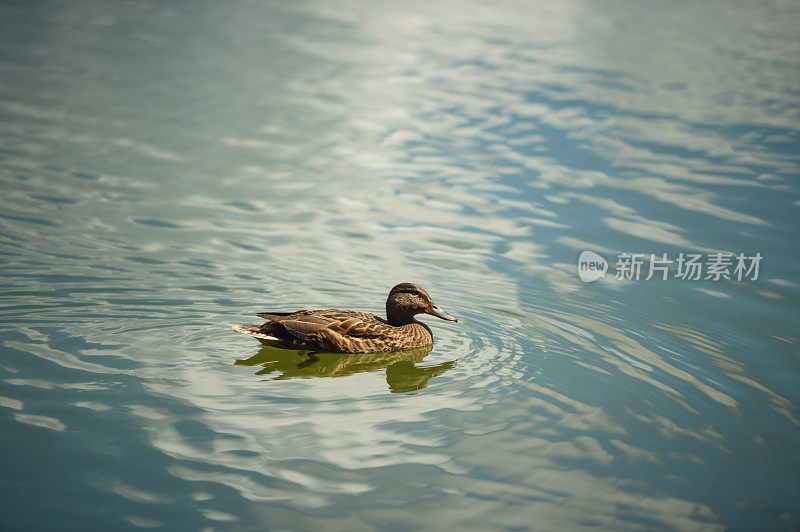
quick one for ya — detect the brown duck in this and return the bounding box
[232,283,457,353]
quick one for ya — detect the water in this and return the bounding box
[1,1,799,529]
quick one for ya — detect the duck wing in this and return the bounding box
[258,310,386,342]
[326,312,387,338]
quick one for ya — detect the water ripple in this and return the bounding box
[0,0,798,529]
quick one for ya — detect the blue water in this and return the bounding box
[1,1,799,529]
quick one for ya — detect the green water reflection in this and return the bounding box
[235,345,456,393]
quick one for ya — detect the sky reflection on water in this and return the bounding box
[1,0,799,530]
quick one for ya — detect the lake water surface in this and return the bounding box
[1,1,799,530]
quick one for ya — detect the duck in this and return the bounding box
[231,283,457,354]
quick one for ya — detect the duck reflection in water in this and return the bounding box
[235,344,455,393]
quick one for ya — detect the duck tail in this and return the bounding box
[231,324,280,341]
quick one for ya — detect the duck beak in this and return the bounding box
[428,304,458,322]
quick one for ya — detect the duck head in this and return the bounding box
[386,283,458,326]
